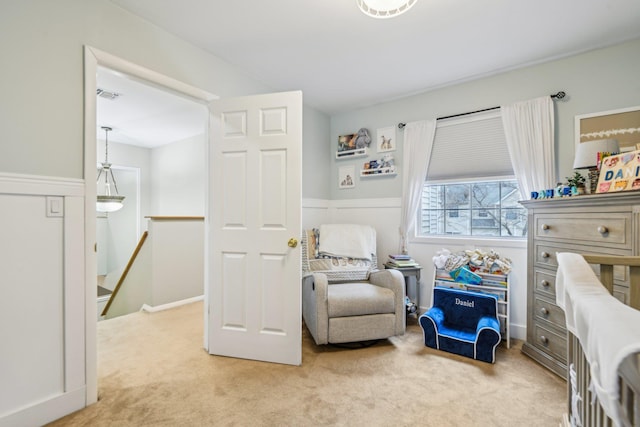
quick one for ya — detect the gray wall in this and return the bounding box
[330,38,640,200]
[303,106,331,199]
[0,0,329,202]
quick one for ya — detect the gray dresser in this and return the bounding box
[520,192,640,377]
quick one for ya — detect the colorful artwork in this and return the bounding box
[596,149,640,193]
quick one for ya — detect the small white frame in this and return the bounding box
[376,126,396,153]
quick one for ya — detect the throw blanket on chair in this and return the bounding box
[318,224,376,261]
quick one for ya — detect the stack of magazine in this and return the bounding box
[387,254,419,268]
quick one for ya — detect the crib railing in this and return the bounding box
[563,255,640,427]
[567,334,640,426]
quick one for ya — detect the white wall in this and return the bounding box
[0,176,86,426]
[0,195,64,416]
[150,134,206,216]
[148,219,204,306]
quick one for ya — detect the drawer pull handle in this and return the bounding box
[597,226,608,235]
[539,335,549,345]
[540,280,550,287]
[541,223,550,231]
[540,307,549,316]
[541,251,550,259]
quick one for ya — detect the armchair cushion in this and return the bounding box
[419,287,501,363]
[328,283,395,317]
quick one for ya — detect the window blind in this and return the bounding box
[426,110,513,181]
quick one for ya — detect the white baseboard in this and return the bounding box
[0,386,86,427]
[140,295,204,313]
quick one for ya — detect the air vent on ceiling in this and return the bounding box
[97,88,120,100]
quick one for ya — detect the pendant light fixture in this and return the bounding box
[96,126,125,213]
[357,0,417,19]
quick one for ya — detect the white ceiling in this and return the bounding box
[102,0,640,147]
[97,67,207,148]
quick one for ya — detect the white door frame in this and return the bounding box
[83,46,217,404]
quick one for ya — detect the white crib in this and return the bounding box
[558,254,640,427]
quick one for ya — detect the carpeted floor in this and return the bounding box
[48,302,565,426]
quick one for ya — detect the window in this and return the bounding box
[420,179,527,237]
[418,110,527,238]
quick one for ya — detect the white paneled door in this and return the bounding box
[207,91,302,365]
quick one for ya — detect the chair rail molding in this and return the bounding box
[0,172,84,196]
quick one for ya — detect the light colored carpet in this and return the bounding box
[49,302,565,426]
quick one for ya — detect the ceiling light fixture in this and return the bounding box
[357,0,417,19]
[96,126,125,213]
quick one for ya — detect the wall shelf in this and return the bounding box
[336,147,368,159]
[360,167,396,177]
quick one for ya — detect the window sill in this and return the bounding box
[410,235,527,249]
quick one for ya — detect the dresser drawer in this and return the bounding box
[532,323,567,363]
[534,244,560,269]
[534,243,630,283]
[534,269,557,299]
[534,213,631,250]
[533,296,566,328]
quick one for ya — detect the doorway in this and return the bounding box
[95,65,207,320]
[84,45,217,404]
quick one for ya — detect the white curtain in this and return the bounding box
[399,120,437,254]
[501,96,555,198]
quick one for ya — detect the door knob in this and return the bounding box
[288,238,298,248]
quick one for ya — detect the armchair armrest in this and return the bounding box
[369,269,406,334]
[425,307,445,327]
[302,272,329,345]
[476,316,501,335]
[475,315,502,363]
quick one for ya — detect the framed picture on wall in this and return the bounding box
[338,165,355,189]
[376,126,396,153]
[575,106,640,152]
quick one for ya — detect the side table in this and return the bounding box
[383,263,422,316]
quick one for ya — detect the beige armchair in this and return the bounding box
[301,225,406,345]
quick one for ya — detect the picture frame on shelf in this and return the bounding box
[338,165,355,189]
[575,105,640,152]
[337,133,357,152]
[376,126,396,153]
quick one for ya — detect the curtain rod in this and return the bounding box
[397,91,566,129]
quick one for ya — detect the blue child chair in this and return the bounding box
[419,287,501,363]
